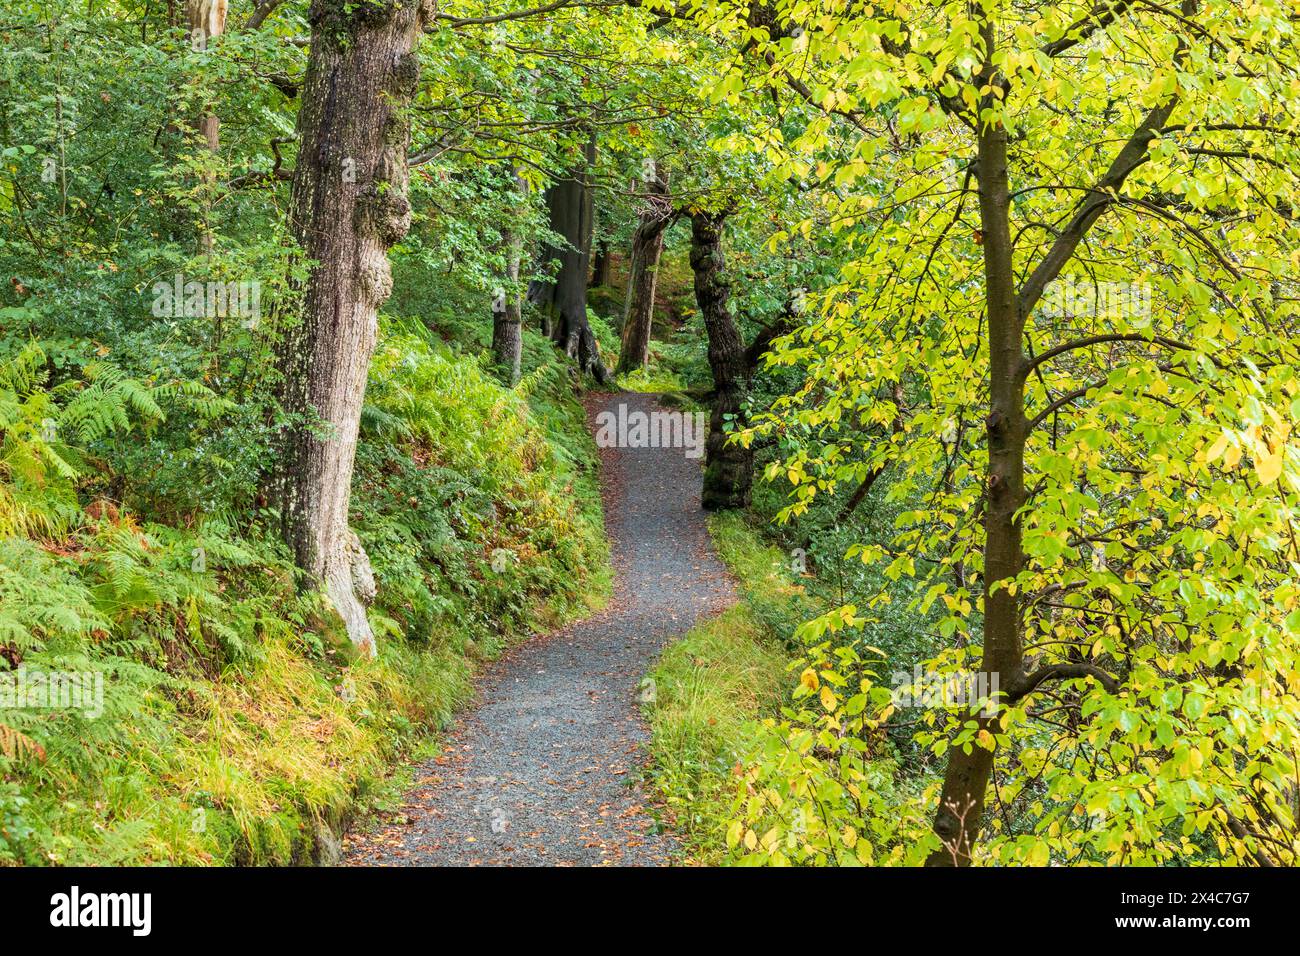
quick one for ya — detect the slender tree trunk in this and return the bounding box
[615,166,670,376]
[690,209,752,510]
[188,0,227,256]
[527,134,608,382]
[927,15,1027,866]
[590,238,610,287]
[492,170,526,385]
[272,0,433,657]
[491,243,524,385]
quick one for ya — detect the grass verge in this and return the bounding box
[644,511,810,863]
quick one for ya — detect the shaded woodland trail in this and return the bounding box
[343,391,736,866]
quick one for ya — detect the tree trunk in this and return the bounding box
[272,0,433,657]
[926,15,1026,866]
[188,0,227,255]
[491,244,524,385]
[615,166,670,376]
[590,239,610,287]
[690,210,752,510]
[527,134,608,382]
[492,171,526,385]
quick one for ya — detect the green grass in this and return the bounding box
[646,605,786,859]
[645,512,932,866]
[614,365,687,395]
[644,512,804,862]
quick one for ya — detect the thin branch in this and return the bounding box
[1020,332,1193,377]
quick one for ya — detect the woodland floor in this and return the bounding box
[342,391,736,866]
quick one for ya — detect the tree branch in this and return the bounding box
[226,137,294,190]
[1017,94,1179,321]
[743,312,792,373]
[1041,0,1132,58]
[1020,332,1193,377]
[1025,378,1104,431]
[243,0,290,31]
[1017,1,1200,319]
[836,464,887,523]
[1008,662,1120,702]
[432,1,619,29]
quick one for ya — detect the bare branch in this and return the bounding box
[1008,662,1121,702]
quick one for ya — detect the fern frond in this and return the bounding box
[0,722,45,763]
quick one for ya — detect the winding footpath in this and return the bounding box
[342,391,735,866]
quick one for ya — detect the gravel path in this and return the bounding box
[342,391,735,866]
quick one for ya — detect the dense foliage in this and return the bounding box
[2,0,1298,867]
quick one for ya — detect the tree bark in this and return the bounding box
[491,245,524,386]
[690,209,752,510]
[492,170,526,385]
[527,134,608,382]
[615,166,671,376]
[927,15,1026,866]
[590,238,611,288]
[188,0,227,255]
[272,0,433,657]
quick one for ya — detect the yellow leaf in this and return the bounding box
[800,668,820,692]
[1255,448,1283,486]
[1205,431,1230,463]
[726,820,743,848]
[820,685,837,712]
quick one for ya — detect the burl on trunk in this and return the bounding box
[273,0,434,656]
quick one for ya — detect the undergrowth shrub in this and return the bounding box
[358,317,608,648]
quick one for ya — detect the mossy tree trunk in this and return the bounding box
[690,209,752,510]
[272,0,433,657]
[615,165,671,377]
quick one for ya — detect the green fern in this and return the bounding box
[0,339,225,538]
[0,539,107,655]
